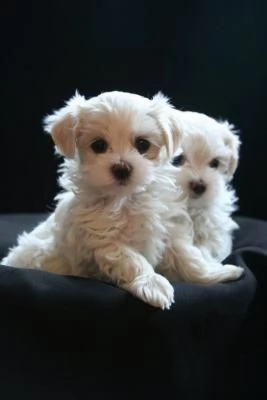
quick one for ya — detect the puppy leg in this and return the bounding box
[197,242,233,264]
[1,232,51,269]
[197,246,216,263]
[94,244,174,309]
[1,232,71,275]
[163,238,244,284]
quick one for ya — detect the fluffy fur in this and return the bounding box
[1,92,244,310]
[1,91,182,309]
[170,110,240,264]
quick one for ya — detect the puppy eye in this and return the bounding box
[172,154,185,167]
[135,138,150,154]
[209,158,220,168]
[91,139,108,154]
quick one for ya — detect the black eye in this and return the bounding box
[91,139,108,154]
[172,154,185,167]
[135,138,150,154]
[209,158,220,168]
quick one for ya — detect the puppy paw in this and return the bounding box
[221,264,244,282]
[191,262,244,284]
[124,273,174,310]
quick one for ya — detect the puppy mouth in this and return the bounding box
[117,179,130,186]
[190,192,203,199]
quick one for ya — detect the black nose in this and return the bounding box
[189,180,207,196]
[111,162,133,182]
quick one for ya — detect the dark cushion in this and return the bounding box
[0,214,265,399]
[0,213,46,259]
[0,265,255,400]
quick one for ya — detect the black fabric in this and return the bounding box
[234,216,267,254]
[220,251,266,399]
[0,264,255,400]
[217,218,267,399]
[1,214,265,399]
[0,214,46,259]
[1,0,267,219]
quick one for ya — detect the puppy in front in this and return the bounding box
[171,110,240,265]
[1,90,183,309]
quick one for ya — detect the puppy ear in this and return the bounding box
[150,93,182,157]
[221,121,241,178]
[43,91,87,158]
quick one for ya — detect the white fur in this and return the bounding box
[1,93,243,310]
[163,110,242,276]
[1,91,182,309]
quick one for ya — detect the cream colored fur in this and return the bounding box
[168,110,241,268]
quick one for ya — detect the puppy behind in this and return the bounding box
[1,90,182,309]
[171,110,240,264]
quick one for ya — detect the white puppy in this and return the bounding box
[1,92,243,309]
[1,91,182,309]
[170,110,240,264]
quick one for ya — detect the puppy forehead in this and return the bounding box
[183,131,226,163]
[77,101,160,139]
[182,111,220,132]
[132,113,160,137]
[182,111,231,144]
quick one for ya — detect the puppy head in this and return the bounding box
[44,91,182,196]
[171,111,241,202]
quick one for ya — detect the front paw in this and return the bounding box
[202,263,244,284]
[221,264,244,282]
[124,273,174,310]
[186,261,244,284]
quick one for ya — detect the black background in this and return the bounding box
[1,0,267,219]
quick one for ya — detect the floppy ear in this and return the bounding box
[149,93,182,158]
[43,92,87,158]
[221,121,241,178]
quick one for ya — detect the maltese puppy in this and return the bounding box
[1,92,243,309]
[170,110,240,265]
[1,90,182,309]
[157,110,243,284]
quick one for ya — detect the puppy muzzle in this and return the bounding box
[189,180,207,197]
[111,161,133,184]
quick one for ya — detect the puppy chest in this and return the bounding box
[119,211,166,264]
[71,205,166,265]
